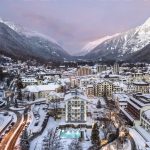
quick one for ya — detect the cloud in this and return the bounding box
[0,0,150,54]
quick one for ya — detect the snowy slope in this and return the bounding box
[85,17,150,62]
[0,18,70,61]
[0,18,58,44]
[81,33,120,55]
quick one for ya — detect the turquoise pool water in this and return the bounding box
[60,130,81,139]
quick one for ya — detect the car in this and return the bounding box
[35,117,39,121]
[25,125,28,128]
[8,126,12,130]
[43,107,47,110]
[10,122,15,126]
[0,136,3,142]
[3,112,9,116]
[34,122,39,126]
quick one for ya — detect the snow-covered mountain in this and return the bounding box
[81,33,120,55]
[0,18,59,44]
[0,18,70,62]
[84,17,150,62]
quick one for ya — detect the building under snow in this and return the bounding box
[65,90,88,123]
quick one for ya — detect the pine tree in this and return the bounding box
[14,99,18,108]
[17,89,22,100]
[88,145,100,150]
[22,128,28,139]
[96,100,101,108]
[32,93,35,101]
[20,128,29,150]
[16,77,24,89]
[16,77,23,101]
[91,123,100,146]
[50,99,60,120]
[27,94,30,101]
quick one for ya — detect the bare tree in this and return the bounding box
[42,128,63,150]
[88,145,100,150]
[68,140,82,150]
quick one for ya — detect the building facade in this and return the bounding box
[113,63,120,74]
[140,106,150,132]
[133,81,149,94]
[77,66,92,76]
[86,85,94,98]
[94,81,113,97]
[65,91,87,122]
[97,65,107,73]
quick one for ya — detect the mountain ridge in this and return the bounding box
[84,17,150,62]
[0,19,71,62]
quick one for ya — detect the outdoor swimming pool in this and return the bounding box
[60,130,81,139]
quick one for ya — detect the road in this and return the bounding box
[128,135,136,150]
[0,108,28,150]
[0,110,21,150]
[6,108,28,150]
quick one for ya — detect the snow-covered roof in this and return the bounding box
[108,74,120,78]
[37,71,46,75]
[113,93,129,102]
[64,91,88,102]
[95,79,113,84]
[143,109,150,119]
[48,91,64,98]
[21,77,37,83]
[127,98,141,110]
[49,101,65,109]
[135,125,150,143]
[120,107,134,122]
[24,83,60,93]
[43,79,49,84]
[143,94,150,99]
[87,85,94,88]
[129,128,147,149]
[58,78,71,86]
[133,81,149,85]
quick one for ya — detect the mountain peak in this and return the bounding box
[84,17,150,63]
[81,33,120,54]
[0,17,59,45]
[0,17,70,61]
[143,17,150,27]
[0,17,23,33]
[0,18,4,23]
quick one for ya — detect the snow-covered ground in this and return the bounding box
[129,127,150,150]
[27,104,47,134]
[87,97,107,119]
[0,111,17,133]
[29,116,108,150]
[30,117,61,150]
[102,139,132,150]
[123,139,132,150]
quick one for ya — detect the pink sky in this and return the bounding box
[0,0,150,54]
